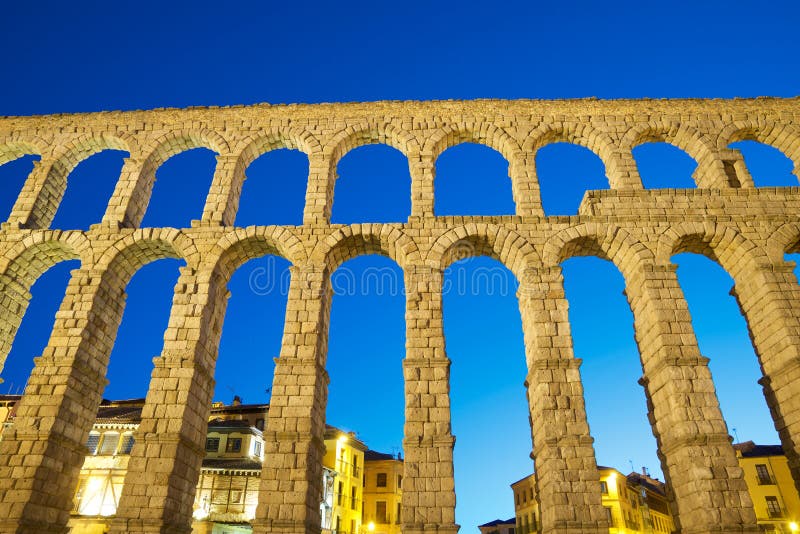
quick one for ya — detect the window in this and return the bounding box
[205,437,220,452]
[98,433,120,455]
[397,474,402,489]
[351,486,357,510]
[605,507,615,527]
[600,481,608,494]
[766,496,782,518]
[337,481,343,506]
[756,464,774,485]
[377,473,387,487]
[86,432,100,454]
[253,439,262,457]
[226,437,242,453]
[230,490,243,504]
[376,501,387,523]
[396,501,401,524]
[119,433,135,454]
[256,418,265,431]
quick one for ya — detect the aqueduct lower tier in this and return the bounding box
[0,98,800,534]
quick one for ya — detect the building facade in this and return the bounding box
[322,426,367,534]
[478,518,516,534]
[735,441,800,533]
[362,450,404,534]
[512,468,675,534]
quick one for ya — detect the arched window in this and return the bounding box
[235,149,309,226]
[443,255,528,532]
[632,142,697,189]
[536,143,608,216]
[729,140,797,187]
[435,143,515,216]
[1,259,78,395]
[214,254,292,404]
[102,258,183,400]
[0,154,39,222]
[332,145,411,224]
[141,148,217,228]
[561,256,662,479]
[51,149,128,230]
[672,253,779,445]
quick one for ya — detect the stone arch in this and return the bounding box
[234,127,322,171]
[209,226,307,281]
[0,136,48,166]
[312,225,421,274]
[424,123,522,166]
[22,133,134,229]
[325,121,419,168]
[0,231,90,287]
[622,120,716,162]
[426,224,540,282]
[542,223,654,281]
[766,222,800,263]
[139,129,229,169]
[717,120,800,181]
[0,232,91,374]
[655,222,767,279]
[523,121,625,188]
[96,229,192,283]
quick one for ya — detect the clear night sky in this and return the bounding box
[1,1,799,531]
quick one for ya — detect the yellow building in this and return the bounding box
[511,474,540,534]
[512,468,674,534]
[734,441,800,533]
[362,450,403,534]
[323,426,367,534]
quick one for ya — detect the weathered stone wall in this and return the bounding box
[0,97,799,534]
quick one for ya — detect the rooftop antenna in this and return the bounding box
[732,427,740,443]
[629,459,635,473]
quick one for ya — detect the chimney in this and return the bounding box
[232,395,242,406]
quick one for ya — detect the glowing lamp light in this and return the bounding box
[789,522,798,532]
[368,522,375,532]
[337,435,348,445]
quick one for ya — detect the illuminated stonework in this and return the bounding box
[0,98,799,534]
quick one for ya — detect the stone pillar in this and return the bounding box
[199,154,245,226]
[517,266,608,534]
[100,157,153,228]
[4,157,63,229]
[728,260,800,499]
[303,154,334,225]
[693,150,737,189]
[409,154,435,219]
[402,266,458,534]
[0,273,32,374]
[0,267,128,533]
[625,263,757,534]
[110,266,228,534]
[605,150,645,190]
[718,148,755,188]
[252,264,330,534]
[511,155,544,217]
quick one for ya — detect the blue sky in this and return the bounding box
[1,1,800,531]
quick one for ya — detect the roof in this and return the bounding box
[734,441,784,457]
[202,458,262,471]
[626,472,667,496]
[510,473,535,487]
[364,450,401,462]
[96,404,143,423]
[207,418,254,429]
[478,518,516,528]
[324,425,368,451]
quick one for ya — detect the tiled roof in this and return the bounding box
[734,441,784,457]
[478,518,515,528]
[202,458,262,471]
[96,404,143,423]
[207,418,254,429]
[364,450,400,461]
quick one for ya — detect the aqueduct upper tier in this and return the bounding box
[1,97,800,534]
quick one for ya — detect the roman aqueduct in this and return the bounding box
[0,97,799,534]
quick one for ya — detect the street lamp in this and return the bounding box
[789,521,798,532]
